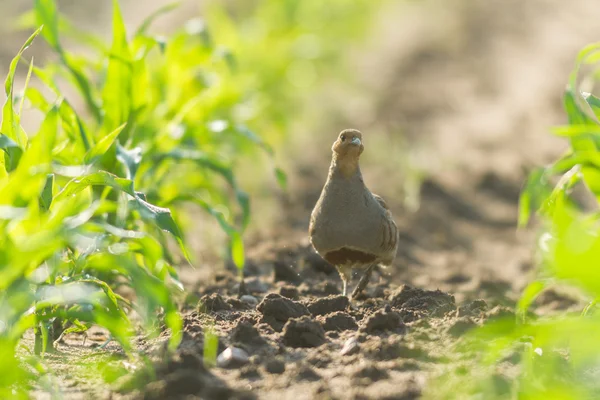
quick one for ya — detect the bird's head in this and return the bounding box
[332,129,364,159]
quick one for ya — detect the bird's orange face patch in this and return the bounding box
[332,129,364,158]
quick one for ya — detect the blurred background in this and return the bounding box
[2,0,600,296]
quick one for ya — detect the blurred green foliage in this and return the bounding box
[426,42,600,399]
[0,0,381,396]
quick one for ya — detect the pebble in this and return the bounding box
[240,295,259,307]
[216,347,249,368]
[340,336,360,356]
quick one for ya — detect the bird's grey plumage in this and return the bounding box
[309,129,399,297]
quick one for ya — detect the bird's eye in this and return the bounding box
[340,135,346,141]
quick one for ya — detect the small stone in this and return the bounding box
[240,295,259,308]
[340,337,359,356]
[216,347,249,369]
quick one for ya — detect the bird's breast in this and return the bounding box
[309,180,388,256]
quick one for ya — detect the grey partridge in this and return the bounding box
[309,129,399,299]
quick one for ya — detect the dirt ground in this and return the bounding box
[8,0,600,399]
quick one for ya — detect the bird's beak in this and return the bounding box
[351,137,362,146]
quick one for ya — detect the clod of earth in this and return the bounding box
[486,305,516,320]
[390,284,456,318]
[352,364,390,383]
[257,293,310,331]
[279,286,299,299]
[240,295,259,308]
[360,307,407,334]
[318,311,358,332]
[295,364,322,382]
[143,370,207,399]
[264,357,286,374]
[230,321,267,347]
[457,299,488,317]
[446,317,478,337]
[140,345,244,399]
[199,293,232,312]
[306,295,350,316]
[282,316,327,348]
[238,364,262,380]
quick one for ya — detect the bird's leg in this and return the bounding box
[98,334,113,349]
[351,264,376,299]
[337,266,352,297]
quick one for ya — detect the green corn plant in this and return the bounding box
[0,33,183,399]
[424,42,600,400]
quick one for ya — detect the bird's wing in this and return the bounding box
[371,193,398,255]
[372,193,389,210]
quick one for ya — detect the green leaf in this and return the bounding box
[53,171,135,203]
[235,124,273,154]
[230,232,245,271]
[30,67,92,151]
[34,0,61,51]
[1,26,42,150]
[518,168,550,227]
[116,144,142,180]
[203,327,218,367]
[275,167,287,190]
[552,125,600,138]
[131,196,191,264]
[39,173,54,211]
[84,123,126,163]
[582,91,600,121]
[102,0,133,134]
[517,280,548,319]
[34,1,102,122]
[169,194,236,236]
[153,149,250,229]
[0,134,23,172]
[19,56,35,117]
